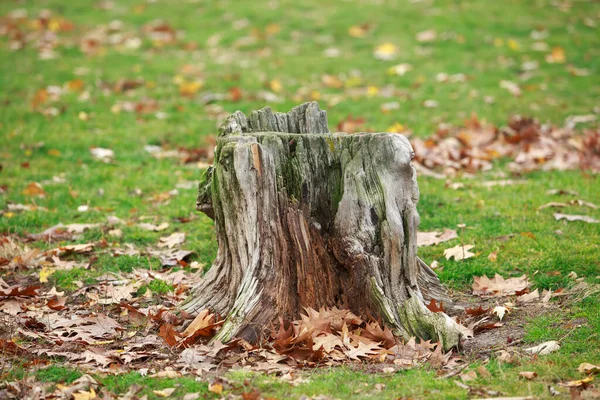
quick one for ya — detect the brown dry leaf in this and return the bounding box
[180,309,217,339]
[0,284,40,297]
[158,232,186,248]
[538,202,568,210]
[443,244,475,261]
[159,324,181,347]
[344,340,382,360]
[425,299,444,313]
[472,274,529,296]
[417,229,458,247]
[153,388,176,397]
[579,363,600,375]
[138,222,170,231]
[460,370,477,382]
[519,371,538,380]
[22,182,46,197]
[554,213,599,224]
[517,289,539,304]
[47,297,67,310]
[465,306,490,316]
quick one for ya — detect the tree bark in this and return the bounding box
[180,102,462,350]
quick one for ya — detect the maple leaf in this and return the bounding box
[158,232,186,248]
[344,340,383,360]
[443,244,475,261]
[360,321,396,349]
[159,323,181,347]
[181,309,217,339]
[472,274,529,297]
[465,305,490,316]
[492,305,509,320]
[425,299,444,313]
[417,229,458,247]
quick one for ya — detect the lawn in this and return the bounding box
[1,0,599,398]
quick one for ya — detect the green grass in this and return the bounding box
[1,0,599,398]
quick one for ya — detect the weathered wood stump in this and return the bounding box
[180,102,462,350]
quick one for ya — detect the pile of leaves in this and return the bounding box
[411,115,600,177]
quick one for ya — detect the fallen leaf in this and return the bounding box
[525,340,560,355]
[417,229,458,247]
[519,371,538,380]
[39,266,54,283]
[561,376,594,387]
[425,299,444,313]
[153,388,176,397]
[208,383,223,395]
[158,232,186,248]
[374,43,398,60]
[72,388,96,400]
[472,274,529,297]
[90,147,114,163]
[444,244,475,261]
[460,370,477,382]
[578,363,600,375]
[517,289,539,304]
[138,222,170,231]
[492,306,508,320]
[554,213,599,224]
[465,306,490,316]
[22,182,46,197]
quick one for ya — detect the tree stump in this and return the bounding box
[180,102,462,350]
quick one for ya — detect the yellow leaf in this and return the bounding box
[265,23,280,36]
[179,81,203,96]
[269,79,283,93]
[4,212,14,218]
[546,47,565,63]
[366,86,379,97]
[508,39,520,50]
[563,376,594,387]
[374,43,398,60]
[208,383,223,394]
[348,24,369,38]
[72,388,96,400]
[48,149,61,156]
[386,122,405,132]
[39,267,54,283]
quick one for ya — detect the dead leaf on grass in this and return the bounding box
[578,363,600,375]
[554,213,599,223]
[138,222,170,232]
[525,340,560,355]
[444,244,475,261]
[519,371,538,380]
[158,232,186,248]
[472,274,529,297]
[417,229,458,247]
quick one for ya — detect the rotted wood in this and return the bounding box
[180,102,462,350]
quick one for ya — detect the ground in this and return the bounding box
[1,0,600,399]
